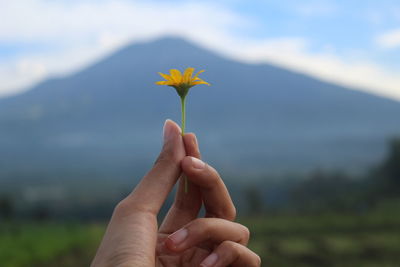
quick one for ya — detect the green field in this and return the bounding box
[1,210,400,266]
[241,210,400,266]
[0,223,103,267]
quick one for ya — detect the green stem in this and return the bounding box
[180,96,186,136]
[180,96,188,193]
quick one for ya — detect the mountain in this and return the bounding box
[1,37,400,181]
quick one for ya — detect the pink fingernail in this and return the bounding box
[168,228,188,245]
[191,157,205,169]
[163,119,173,143]
[200,253,218,267]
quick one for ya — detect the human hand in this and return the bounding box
[91,120,261,267]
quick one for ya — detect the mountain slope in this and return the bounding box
[1,37,400,179]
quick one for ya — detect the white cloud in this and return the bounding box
[240,42,400,101]
[0,0,247,97]
[0,1,245,42]
[0,0,400,102]
[376,28,400,49]
[0,60,47,96]
[194,36,400,101]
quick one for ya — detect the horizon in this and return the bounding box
[2,35,400,105]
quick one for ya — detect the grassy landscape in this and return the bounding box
[0,223,103,267]
[242,208,400,266]
[1,207,400,267]
[1,140,399,266]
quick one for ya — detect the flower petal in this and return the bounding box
[158,72,172,81]
[192,79,210,86]
[155,81,169,85]
[192,70,205,81]
[170,69,182,83]
[183,67,194,83]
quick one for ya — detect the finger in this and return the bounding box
[123,119,185,215]
[165,218,250,252]
[183,133,201,159]
[159,133,202,233]
[200,241,261,267]
[181,157,236,220]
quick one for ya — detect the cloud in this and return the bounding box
[0,0,247,97]
[0,0,400,102]
[0,1,245,42]
[376,28,400,49]
[0,44,116,97]
[0,60,47,96]
[197,36,400,101]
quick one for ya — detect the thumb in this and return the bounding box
[128,119,185,215]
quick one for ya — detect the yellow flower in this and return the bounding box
[155,67,210,194]
[156,67,210,98]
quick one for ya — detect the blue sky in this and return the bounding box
[245,1,400,63]
[1,0,400,100]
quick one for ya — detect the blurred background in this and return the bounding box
[1,0,400,266]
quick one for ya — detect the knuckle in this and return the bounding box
[190,217,209,229]
[113,196,154,218]
[205,204,236,221]
[220,240,237,251]
[220,241,261,267]
[220,205,236,221]
[184,218,211,239]
[155,143,184,167]
[113,198,131,217]
[206,165,221,186]
[154,151,175,166]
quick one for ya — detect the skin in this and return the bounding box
[91,120,261,267]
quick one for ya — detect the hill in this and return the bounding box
[1,37,400,181]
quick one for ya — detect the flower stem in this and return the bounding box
[180,96,188,193]
[180,96,186,136]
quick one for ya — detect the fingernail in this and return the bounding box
[191,157,205,169]
[168,228,188,245]
[192,134,198,147]
[200,253,218,267]
[163,119,173,143]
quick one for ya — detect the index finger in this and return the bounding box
[181,156,236,220]
[126,120,185,215]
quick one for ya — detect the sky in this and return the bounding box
[1,0,400,100]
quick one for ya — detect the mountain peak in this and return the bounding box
[1,36,400,177]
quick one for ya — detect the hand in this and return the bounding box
[91,120,261,267]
